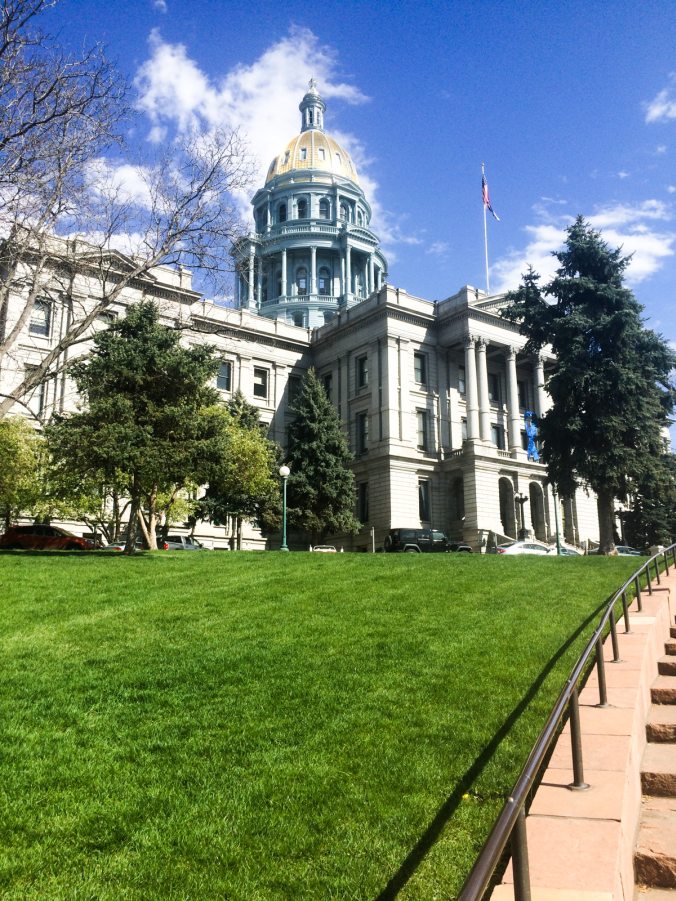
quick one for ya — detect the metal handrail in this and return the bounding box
[458,542,676,901]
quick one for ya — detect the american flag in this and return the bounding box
[482,172,500,221]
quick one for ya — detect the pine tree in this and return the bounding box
[47,302,223,552]
[503,217,675,553]
[285,368,360,543]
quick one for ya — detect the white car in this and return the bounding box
[311,545,337,553]
[495,540,552,555]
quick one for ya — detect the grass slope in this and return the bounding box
[0,552,638,899]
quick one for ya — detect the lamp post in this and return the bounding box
[515,492,528,540]
[279,464,290,551]
[552,486,562,555]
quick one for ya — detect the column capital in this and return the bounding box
[464,334,477,350]
[506,345,518,360]
[476,337,488,350]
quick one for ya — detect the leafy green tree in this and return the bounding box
[47,302,223,552]
[0,417,42,529]
[285,368,360,543]
[194,403,280,549]
[503,217,675,553]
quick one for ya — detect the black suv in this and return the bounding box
[383,528,472,553]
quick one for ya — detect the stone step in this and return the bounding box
[659,658,676,677]
[671,626,676,639]
[647,705,676,743]
[642,743,676,796]
[652,676,676,705]
[666,641,676,656]
[634,796,676,888]
[634,889,676,899]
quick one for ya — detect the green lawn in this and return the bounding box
[0,552,639,899]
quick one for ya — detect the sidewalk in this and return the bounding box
[491,565,675,900]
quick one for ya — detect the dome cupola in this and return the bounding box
[299,78,325,132]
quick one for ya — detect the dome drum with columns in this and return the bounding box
[233,81,388,328]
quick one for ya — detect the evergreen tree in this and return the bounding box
[622,453,675,549]
[47,302,223,552]
[503,217,675,553]
[285,368,360,542]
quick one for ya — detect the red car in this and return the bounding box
[0,524,95,551]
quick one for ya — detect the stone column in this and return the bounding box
[464,336,480,440]
[256,257,263,309]
[247,251,254,308]
[345,244,352,299]
[266,199,271,230]
[476,338,491,442]
[281,249,287,300]
[368,255,375,295]
[310,246,317,295]
[506,346,521,451]
[534,356,547,418]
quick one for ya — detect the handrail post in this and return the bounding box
[609,608,621,662]
[512,806,531,901]
[568,687,589,790]
[663,550,670,576]
[645,563,653,595]
[596,636,609,706]
[654,557,661,585]
[621,591,631,633]
[634,576,643,611]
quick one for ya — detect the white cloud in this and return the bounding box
[668,185,676,194]
[656,144,668,154]
[426,241,449,256]
[617,170,630,179]
[152,0,167,11]
[645,73,676,123]
[133,28,418,249]
[84,158,155,209]
[491,200,676,293]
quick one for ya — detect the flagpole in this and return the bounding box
[482,162,490,295]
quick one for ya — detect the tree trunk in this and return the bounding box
[236,515,242,550]
[596,486,617,555]
[125,479,141,554]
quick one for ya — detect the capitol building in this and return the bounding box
[3,82,600,550]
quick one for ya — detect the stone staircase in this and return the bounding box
[634,623,676,896]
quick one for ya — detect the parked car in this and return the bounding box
[102,538,169,551]
[164,535,208,551]
[311,545,337,553]
[384,528,472,553]
[494,540,551,555]
[0,524,95,551]
[555,545,582,556]
[615,545,644,556]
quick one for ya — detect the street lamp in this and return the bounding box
[279,464,290,551]
[515,492,528,540]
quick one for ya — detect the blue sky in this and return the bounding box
[47,0,675,346]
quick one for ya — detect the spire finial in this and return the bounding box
[299,80,325,132]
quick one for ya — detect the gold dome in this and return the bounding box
[265,130,359,186]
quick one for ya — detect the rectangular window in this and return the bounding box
[357,482,369,523]
[300,148,307,160]
[25,366,45,418]
[318,147,325,160]
[29,299,51,337]
[458,365,466,396]
[491,424,504,449]
[521,429,528,451]
[217,361,232,391]
[356,411,369,455]
[518,380,528,410]
[356,355,368,389]
[414,352,428,387]
[322,372,332,400]
[253,367,269,400]
[488,373,500,404]
[417,409,429,452]
[418,480,430,522]
[461,418,468,441]
[288,375,301,404]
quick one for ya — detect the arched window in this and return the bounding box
[261,276,268,304]
[319,198,330,219]
[318,267,331,295]
[296,267,307,296]
[357,209,364,226]
[339,201,349,221]
[297,198,308,219]
[276,273,282,298]
[278,203,287,223]
[293,311,304,327]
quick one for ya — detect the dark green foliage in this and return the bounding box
[622,452,676,548]
[503,217,675,551]
[47,302,223,549]
[285,368,360,541]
